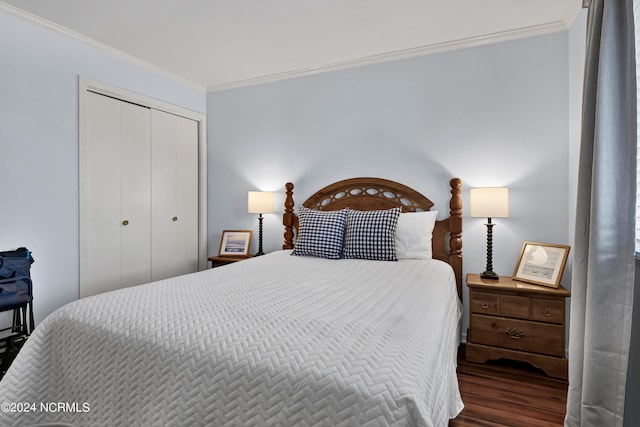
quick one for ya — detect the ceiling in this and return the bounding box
[1,0,582,92]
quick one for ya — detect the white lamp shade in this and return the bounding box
[470,187,509,218]
[248,191,275,214]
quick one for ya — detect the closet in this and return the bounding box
[79,81,205,298]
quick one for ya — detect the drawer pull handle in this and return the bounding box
[505,327,525,340]
[481,303,489,309]
[544,308,552,316]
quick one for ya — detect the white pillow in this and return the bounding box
[394,211,438,259]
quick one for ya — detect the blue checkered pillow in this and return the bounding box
[343,207,402,261]
[291,207,349,259]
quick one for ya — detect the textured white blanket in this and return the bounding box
[0,251,463,426]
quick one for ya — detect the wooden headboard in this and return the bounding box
[282,177,463,299]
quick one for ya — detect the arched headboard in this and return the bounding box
[282,177,463,299]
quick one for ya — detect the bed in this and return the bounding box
[0,177,464,427]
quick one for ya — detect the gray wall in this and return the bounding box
[567,9,587,356]
[0,8,206,324]
[208,30,577,338]
[1,2,587,340]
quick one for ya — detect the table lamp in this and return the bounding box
[470,187,509,279]
[248,191,275,256]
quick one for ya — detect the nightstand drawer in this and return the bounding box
[499,295,530,319]
[471,292,534,320]
[470,292,499,315]
[531,298,564,324]
[470,314,564,357]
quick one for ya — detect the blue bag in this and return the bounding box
[0,248,34,294]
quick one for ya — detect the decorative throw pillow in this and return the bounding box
[395,211,438,259]
[343,207,402,261]
[291,207,349,259]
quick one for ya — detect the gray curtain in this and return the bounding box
[565,0,637,426]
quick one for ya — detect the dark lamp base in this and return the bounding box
[481,270,500,280]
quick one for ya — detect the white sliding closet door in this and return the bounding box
[81,92,151,297]
[80,79,205,298]
[150,109,199,281]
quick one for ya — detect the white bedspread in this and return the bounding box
[0,251,463,426]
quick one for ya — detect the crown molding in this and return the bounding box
[0,2,205,92]
[206,21,570,93]
[563,0,586,27]
[1,1,575,95]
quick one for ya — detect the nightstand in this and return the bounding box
[465,273,570,379]
[208,255,251,268]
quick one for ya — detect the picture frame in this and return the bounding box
[218,230,252,257]
[512,241,571,288]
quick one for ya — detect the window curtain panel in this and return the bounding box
[565,0,637,426]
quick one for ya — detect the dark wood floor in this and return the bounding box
[0,334,26,380]
[451,345,568,427]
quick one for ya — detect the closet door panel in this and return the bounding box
[83,93,121,297]
[175,116,199,275]
[150,110,199,281]
[120,103,152,288]
[82,93,151,297]
[150,109,177,281]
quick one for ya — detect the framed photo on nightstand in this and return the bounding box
[218,230,252,257]
[513,241,570,288]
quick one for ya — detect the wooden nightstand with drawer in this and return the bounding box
[466,273,570,379]
[208,255,252,268]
